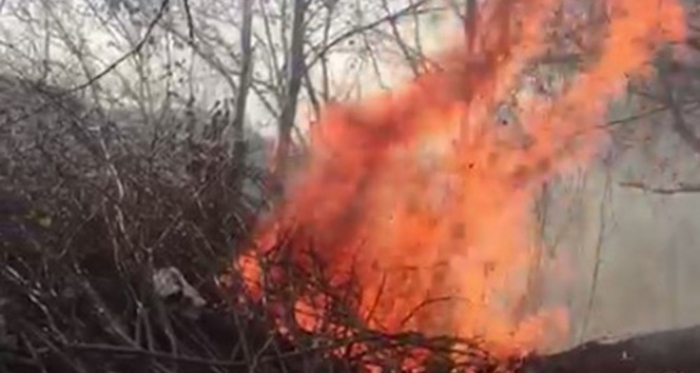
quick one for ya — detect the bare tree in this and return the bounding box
[273,0,307,188]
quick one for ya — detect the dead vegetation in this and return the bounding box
[0,74,520,373]
[0,75,274,373]
[3,0,700,372]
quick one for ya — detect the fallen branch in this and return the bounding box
[619,181,700,195]
[523,325,700,373]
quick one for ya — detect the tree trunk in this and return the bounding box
[231,0,254,193]
[274,0,307,193]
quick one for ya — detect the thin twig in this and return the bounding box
[619,181,700,195]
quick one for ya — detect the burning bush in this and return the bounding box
[235,0,686,371]
[0,0,692,372]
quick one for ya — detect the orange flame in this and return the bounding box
[235,0,685,365]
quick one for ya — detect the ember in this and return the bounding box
[235,0,686,370]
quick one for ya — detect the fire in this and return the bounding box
[234,0,685,367]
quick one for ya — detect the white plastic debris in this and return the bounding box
[152,267,206,308]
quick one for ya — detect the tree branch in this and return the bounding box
[619,181,700,195]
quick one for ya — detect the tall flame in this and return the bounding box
[236,0,685,363]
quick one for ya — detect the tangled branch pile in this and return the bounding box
[0,76,523,373]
